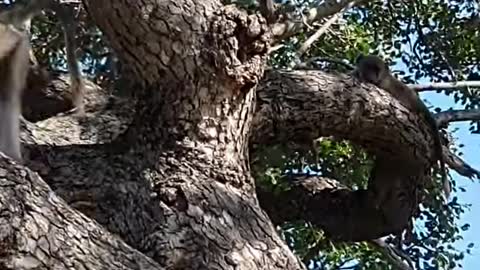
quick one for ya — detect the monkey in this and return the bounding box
[0,24,30,162]
[0,0,84,162]
[0,0,85,115]
[353,54,450,201]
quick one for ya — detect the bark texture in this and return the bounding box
[0,0,450,269]
[0,155,163,270]
[252,70,431,240]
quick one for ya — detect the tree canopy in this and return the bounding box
[0,0,479,269]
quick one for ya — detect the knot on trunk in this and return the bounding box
[208,5,272,91]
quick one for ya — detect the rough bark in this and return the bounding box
[252,70,435,163]
[29,0,302,269]
[0,155,164,270]
[251,70,431,240]
[7,68,438,269]
[0,0,462,269]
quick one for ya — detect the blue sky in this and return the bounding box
[420,90,480,269]
[386,11,480,263]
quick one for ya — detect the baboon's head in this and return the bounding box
[354,54,390,85]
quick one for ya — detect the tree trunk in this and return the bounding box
[3,0,303,269]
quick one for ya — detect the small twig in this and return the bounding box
[293,0,315,30]
[408,81,480,92]
[59,0,82,4]
[370,238,415,270]
[268,44,285,54]
[297,56,355,70]
[437,50,457,80]
[271,0,359,41]
[442,145,480,180]
[286,1,356,69]
[297,1,355,57]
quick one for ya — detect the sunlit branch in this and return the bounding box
[271,0,359,40]
[297,1,355,57]
[410,81,480,92]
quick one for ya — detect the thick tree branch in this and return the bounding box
[0,155,163,270]
[0,0,475,269]
[252,69,479,178]
[20,65,479,245]
[4,1,476,266]
[252,70,435,165]
[22,67,478,243]
[250,69,480,240]
[435,109,480,128]
[256,169,423,241]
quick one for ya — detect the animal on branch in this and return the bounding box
[0,0,85,115]
[0,24,29,162]
[0,0,84,162]
[353,54,450,201]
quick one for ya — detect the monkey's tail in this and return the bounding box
[438,147,450,201]
[57,3,85,113]
[425,110,450,201]
[433,134,450,202]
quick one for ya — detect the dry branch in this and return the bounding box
[411,80,480,92]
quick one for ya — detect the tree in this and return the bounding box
[0,0,479,269]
